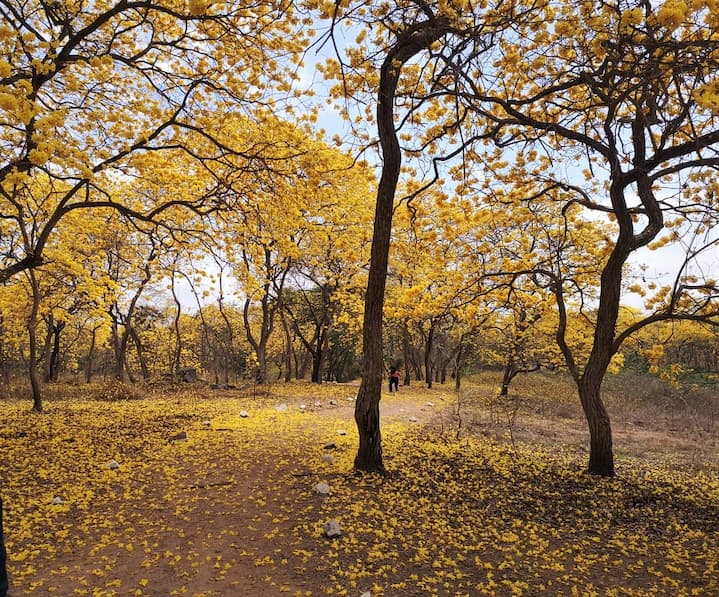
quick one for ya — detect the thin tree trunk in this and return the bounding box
[281,309,293,382]
[27,270,43,412]
[42,314,53,382]
[402,321,411,387]
[85,327,97,383]
[129,325,150,379]
[454,335,464,392]
[354,16,450,473]
[170,268,182,374]
[424,322,435,389]
[47,321,65,382]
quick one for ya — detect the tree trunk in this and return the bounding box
[27,271,43,412]
[402,321,411,387]
[129,325,150,379]
[454,336,464,392]
[424,322,435,389]
[42,315,53,382]
[47,321,65,382]
[500,356,514,396]
[0,495,8,597]
[578,373,614,476]
[311,324,329,383]
[354,16,450,473]
[281,310,293,382]
[49,325,60,382]
[86,327,97,383]
[170,269,182,374]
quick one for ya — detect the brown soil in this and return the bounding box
[2,374,717,596]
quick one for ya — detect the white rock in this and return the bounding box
[360,592,372,597]
[202,419,211,427]
[409,416,418,423]
[314,482,331,495]
[314,401,322,407]
[322,454,335,465]
[299,404,306,410]
[336,429,347,436]
[323,519,342,538]
[426,402,434,407]
[107,459,120,470]
[329,399,338,406]
[239,410,249,418]
[276,403,288,412]
[52,496,63,505]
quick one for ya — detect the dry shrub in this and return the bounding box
[92,380,145,402]
[604,371,718,434]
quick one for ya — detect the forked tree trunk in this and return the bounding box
[354,16,450,473]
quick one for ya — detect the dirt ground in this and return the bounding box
[2,374,718,596]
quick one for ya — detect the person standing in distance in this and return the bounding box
[389,366,400,393]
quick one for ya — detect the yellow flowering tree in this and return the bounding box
[450,0,719,476]
[324,0,719,475]
[0,0,310,282]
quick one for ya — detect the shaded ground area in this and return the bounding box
[1,372,717,596]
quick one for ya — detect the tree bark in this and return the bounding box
[170,268,182,375]
[454,335,464,392]
[129,325,150,379]
[46,320,65,382]
[85,326,97,383]
[424,321,435,389]
[578,373,614,475]
[280,308,293,382]
[26,270,43,411]
[354,16,450,473]
[402,321,411,387]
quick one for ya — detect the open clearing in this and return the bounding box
[1,372,718,596]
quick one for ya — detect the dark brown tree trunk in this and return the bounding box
[85,326,97,383]
[47,320,65,382]
[500,356,514,396]
[170,268,182,375]
[27,271,43,412]
[402,321,411,387]
[454,336,464,392]
[281,309,293,383]
[424,322,435,389]
[354,16,450,473]
[41,315,53,382]
[574,188,635,476]
[129,325,149,379]
[578,371,614,476]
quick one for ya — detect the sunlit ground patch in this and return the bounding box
[1,384,717,596]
